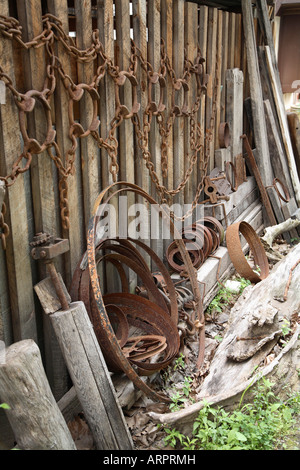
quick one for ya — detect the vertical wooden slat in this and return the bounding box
[198,5,208,182]
[115,0,135,188]
[147,0,163,262]
[97,0,117,290]
[228,12,236,70]
[74,0,101,230]
[161,0,173,195]
[98,0,116,191]
[173,0,185,207]
[0,0,38,343]
[132,0,149,195]
[205,7,218,172]
[234,14,242,69]
[215,10,223,153]
[184,1,198,204]
[220,11,229,125]
[47,0,84,285]
[16,0,61,243]
[115,0,136,289]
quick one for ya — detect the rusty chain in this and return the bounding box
[0,202,9,250]
[0,13,220,233]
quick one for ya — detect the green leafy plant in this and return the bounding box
[206,283,233,315]
[0,403,10,410]
[163,377,300,450]
[173,353,185,371]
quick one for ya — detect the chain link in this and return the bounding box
[0,13,220,232]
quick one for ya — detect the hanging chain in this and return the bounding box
[0,13,220,232]
[0,202,9,250]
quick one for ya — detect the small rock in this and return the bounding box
[225,280,242,294]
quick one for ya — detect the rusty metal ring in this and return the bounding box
[85,182,204,401]
[225,161,238,192]
[219,122,230,148]
[273,178,290,203]
[68,83,100,138]
[17,90,56,154]
[226,221,269,284]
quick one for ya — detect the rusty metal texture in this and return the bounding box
[241,134,277,227]
[70,182,205,402]
[226,221,269,284]
[166,216,224,273]
[219,122,231,148]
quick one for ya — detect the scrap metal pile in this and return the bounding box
[70,183,208,403]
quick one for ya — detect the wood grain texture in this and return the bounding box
[51,301,133,450]
[0,339,76,450]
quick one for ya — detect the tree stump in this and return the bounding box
[0,339,76,450]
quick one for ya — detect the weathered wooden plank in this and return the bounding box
[214,10,223,153]
[264,46,300,206]
[220,10,229,124]
[0,339,76,450]
[50,301,133,450]
[205,7,218,172]
[287,112,300,180]
[264,100,294,199]
[198,5,208,182]
[132,0,149,194]
[147,0,164,265]
[173,0,185,207]
[227,12,236,70]
[97,0,118,288]
[184,1,198,203]
[115,0,135,188]
[16,0,61,243]
[74,0,101,230]
[0,0,37,343]
[161,0,173,194]
[225,68,244,161]
[241,1,273,186]
[234,14,242,69]
[47,0,85,285]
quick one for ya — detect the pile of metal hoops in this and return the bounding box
[166,216,224,273]
[70,182,204,403]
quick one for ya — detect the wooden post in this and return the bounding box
[0,339,76,450]
[225,69,244,161]
[50,301,133,450]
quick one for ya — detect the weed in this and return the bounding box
[162,377,300,450]
[0,403,10,410]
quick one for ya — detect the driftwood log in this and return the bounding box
[0,339,76,450]
[149,243,300,433]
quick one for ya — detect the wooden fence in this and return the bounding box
[0,0,260,398]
